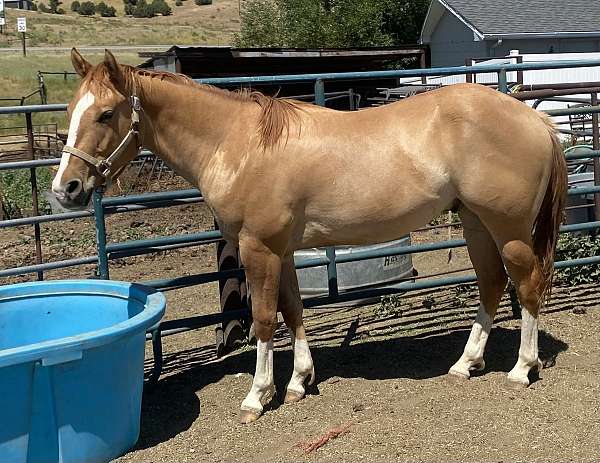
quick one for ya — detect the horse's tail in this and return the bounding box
[533,114,568,304]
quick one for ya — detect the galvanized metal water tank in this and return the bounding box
[565,145,596,228]
[294,235,414,306]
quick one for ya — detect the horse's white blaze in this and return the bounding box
[52,91,95,194]
[241,339,274,413]
[508,310,540,385]
[287,336,314,395]
[449,303,492,378]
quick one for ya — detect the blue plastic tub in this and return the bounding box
[0,280,166,463]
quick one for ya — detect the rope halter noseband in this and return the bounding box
[62,94,142,179]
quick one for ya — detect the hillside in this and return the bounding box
[0,0,240,48]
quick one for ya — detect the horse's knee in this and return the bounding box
[252,308,277,341]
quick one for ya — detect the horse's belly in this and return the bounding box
[298,193,452,249]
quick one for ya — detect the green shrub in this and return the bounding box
[38,2,51,12]
[151,0,171,15]
[0,169,52,219]
[195,0,211,4]
[48,0,64,13]
[555,233,600,284]
[133,0,154,17]
[78,0,95,14]
[96,1,116,15]
[102,5,116,15]
[175,0,182,6]
[70,0,80,10]
[30,1,38,10]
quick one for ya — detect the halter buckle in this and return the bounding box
[131,95,141,112]
[97,160,112,178]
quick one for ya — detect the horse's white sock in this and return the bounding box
[508,309,540,386]
[287,334,314,396]
[449,303,492,378]
[241,339,274,413]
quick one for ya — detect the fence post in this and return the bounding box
[498,68,508,93]
[591,93,600,221]
[465,59,473,84]
[314,78,339,299]
[26,113,44,281]
[37,72,47,105]
[92,188,109,279]
[497,69,521,316]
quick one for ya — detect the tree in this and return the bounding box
[71,0,80,11]
[234,0,429,48]
[78,1,96,15]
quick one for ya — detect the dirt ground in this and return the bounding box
[1,178,599,462]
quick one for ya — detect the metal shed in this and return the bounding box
[139,45,430,106]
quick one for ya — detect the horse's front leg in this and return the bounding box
[238,235,282,424]
[279,257,314,404]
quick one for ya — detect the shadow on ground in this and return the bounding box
[135,317,569,450]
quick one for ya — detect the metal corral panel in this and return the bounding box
[295,236,414,305]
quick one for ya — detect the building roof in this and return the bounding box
[421,0,600,42]
[139,45,427,77]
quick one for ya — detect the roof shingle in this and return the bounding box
[444,0,600,36]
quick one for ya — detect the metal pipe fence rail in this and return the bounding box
[3,59,600,384]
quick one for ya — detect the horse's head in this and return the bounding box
[52,48,141,209]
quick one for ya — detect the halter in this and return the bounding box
[62,94,142,179]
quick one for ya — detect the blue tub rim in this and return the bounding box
[0,280,165,369]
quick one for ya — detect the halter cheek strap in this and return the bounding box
[63,95,142,179]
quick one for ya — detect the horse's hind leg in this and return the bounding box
[449,207,508,379]
[469,214,545,388]
[279,256,315,403]
[500,238,544,388]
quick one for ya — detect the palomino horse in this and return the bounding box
[53,49,567,424]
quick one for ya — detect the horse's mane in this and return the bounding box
[85,64,305,149]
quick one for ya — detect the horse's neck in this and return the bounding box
[136,79,251,188]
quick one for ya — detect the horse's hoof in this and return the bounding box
[447,367,470,382]
[284,389,304,404]
[239,408,261,424]
[505,377,529,390]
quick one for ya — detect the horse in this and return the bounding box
[52,49,567,424]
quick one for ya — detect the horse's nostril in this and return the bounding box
[66,179,81,195]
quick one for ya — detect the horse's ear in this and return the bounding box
[104,49,124,88]
[71,48,92,78]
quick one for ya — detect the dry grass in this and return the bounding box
[0,0,240,48]
[0,52,142,129]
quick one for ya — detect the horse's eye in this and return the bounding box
[98,110,113,123]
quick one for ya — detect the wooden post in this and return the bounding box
[21,32,26,56]
[465,59,473,84]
